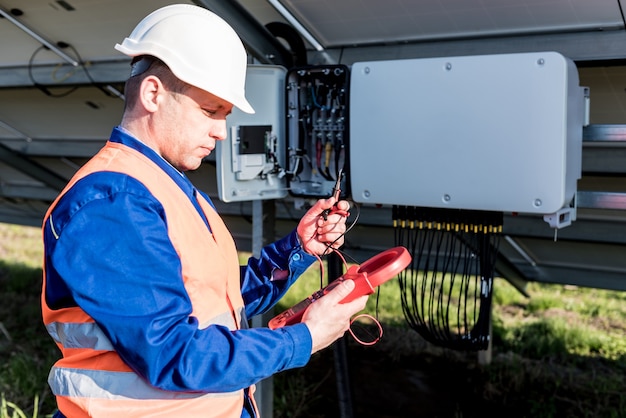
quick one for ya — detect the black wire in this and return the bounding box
[618,0,626,28]
[28,46,79,98]
[321,200,360,258]
[337,47,345,65]
[27,42,119,99]
[68,44,95,84]
[394,209,503,350]
[67,44,120,99]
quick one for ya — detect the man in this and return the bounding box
[41,4,367,417]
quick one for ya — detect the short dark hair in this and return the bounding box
[122,56,190,111]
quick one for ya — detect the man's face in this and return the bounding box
[156,85,233,172]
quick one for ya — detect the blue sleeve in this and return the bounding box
[44,172,312,393]
[240,230,317,318]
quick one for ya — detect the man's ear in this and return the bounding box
[138,75,163,113]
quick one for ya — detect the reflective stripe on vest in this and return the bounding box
[46,308,245,351]
[42,141,252,418]
[46,322,114,351]
[49,367,239,399]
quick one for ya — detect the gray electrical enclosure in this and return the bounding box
[349,51,587,218]
[216,65,288,203]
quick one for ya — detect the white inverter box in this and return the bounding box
[349,51,586,216]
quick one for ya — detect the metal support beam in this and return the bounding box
[0,182,58,201]
[580,125,626,174]
[0,198,49,227]
[196,0,294,66]
[0,138,104,158]
[312,29,626,65]
[250,199,277,418]
[578,191,626,211]
[0,142,67,192]
[328,252,354,418]
[0,6,79,66]
[0,60,130,88]
[584,124,626,141]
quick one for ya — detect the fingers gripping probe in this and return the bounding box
[268,246,413,329]
[320,169,349,220]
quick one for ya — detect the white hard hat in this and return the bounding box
[115,4,254,114]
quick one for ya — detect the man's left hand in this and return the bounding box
[296,197,350,255]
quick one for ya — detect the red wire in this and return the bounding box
[313,203,383,346]
[349,314,384,346]
[315,245,384,346]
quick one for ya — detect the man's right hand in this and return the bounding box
[301,279,369,354]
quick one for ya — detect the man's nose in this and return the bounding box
[212,119,227,141]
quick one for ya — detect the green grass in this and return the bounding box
[492,281,626,360]
[0,224,56,418]
[1,224,626,417]
[274,259,626,417]
[278,262,626,362]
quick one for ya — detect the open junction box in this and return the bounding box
[216,51,588,229]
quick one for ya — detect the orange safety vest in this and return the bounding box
[41,141,257,417]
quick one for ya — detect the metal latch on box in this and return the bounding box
[543,197,577,239]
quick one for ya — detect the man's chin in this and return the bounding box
[187,159,205,171]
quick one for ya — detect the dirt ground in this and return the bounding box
[274,325,625,418]
[302,331,494,418]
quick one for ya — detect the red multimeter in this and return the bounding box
[268,246,412,329]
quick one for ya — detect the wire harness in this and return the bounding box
[393,206,502,351]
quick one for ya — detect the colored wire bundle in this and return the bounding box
[393,206,502,351]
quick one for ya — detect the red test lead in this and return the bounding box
[268,246,412,329]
